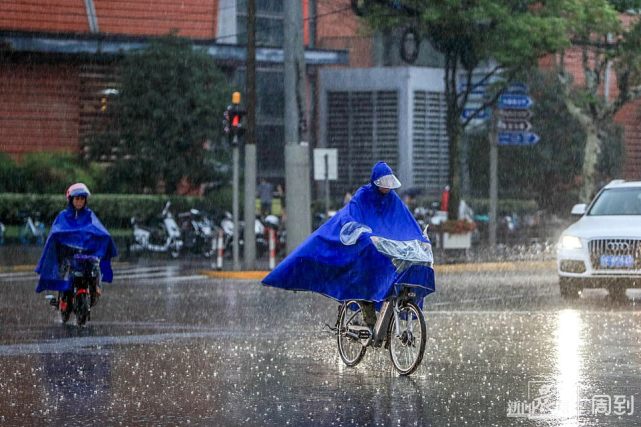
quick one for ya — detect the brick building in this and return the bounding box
[2,1,640,185]
[0,0,349,180]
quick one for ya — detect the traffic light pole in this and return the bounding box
[232,134,240,271]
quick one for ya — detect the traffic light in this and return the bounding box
[222,92,246,138]
[230,108,246,135]
[100,96,107,113]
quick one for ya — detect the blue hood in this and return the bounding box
[262,165,434,303]
[35,206,118,293]
[370,161,393,184]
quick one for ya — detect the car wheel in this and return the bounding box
[559,277,580,299]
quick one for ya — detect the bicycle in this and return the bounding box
[331,236,434,376]
[19,212,46,245]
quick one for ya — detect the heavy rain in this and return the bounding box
[3,0,641,426]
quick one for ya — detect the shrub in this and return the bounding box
[0,190,233,228]
[21,152,94,192]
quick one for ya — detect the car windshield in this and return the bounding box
[588,188,641,215]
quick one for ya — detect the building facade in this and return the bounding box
[0,0,349,182]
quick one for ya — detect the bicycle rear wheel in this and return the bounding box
[337,301,367,367]
[388,302,426,375]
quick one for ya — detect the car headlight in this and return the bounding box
[559,235,582,249]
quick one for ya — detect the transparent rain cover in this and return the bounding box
[340,221,373,245]
[370,235,433,272]
[373,174,401,189]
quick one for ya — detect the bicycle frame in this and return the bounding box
[337,287,418,348]
[371,288,417,347]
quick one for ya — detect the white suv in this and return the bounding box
[557,180,641,299]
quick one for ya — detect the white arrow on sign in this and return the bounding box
[497,120,532,132]
[498,94,533,110]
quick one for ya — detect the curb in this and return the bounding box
[201,260,556,281]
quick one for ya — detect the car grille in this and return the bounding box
[589,239,641,270]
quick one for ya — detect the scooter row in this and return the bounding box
[128,201,284,259]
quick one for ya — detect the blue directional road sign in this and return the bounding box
[505,82,528,94]
[458,82,488,95]
[498,131,540,146]
[461,108,489,120]
[498,94,533,110]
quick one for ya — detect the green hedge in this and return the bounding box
[0,190,233,228]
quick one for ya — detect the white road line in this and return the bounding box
[0,271,35,278]
[1,272,206,283]
[116,274,206,283]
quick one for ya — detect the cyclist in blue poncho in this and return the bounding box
[35,183,118,308]
[263,161,435,329]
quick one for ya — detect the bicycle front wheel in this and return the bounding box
[337,301,367,367]
[75,293,90,326]
[388,302,426,375]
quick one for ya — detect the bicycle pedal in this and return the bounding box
[45,295,58,307]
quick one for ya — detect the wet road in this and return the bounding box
[2,259,641,426]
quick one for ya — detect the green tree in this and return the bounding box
[359,0,572,218]
[90,35,230,194]
[469,69,623,214]
[0,153,21,192]
[555,0,641,202]
[0,152,106,194]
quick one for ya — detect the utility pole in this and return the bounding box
[243,0,257,269]
[488,108,498,249]
[284,0,311,253]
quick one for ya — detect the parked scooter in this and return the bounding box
[129,201,183,258]
[220,211,267,257]
[177,208,217,257]
[44,246,101,326]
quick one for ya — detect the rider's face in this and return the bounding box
[377,186,391,195]
[72,196,86,210]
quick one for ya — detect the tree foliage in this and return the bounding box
[0,152,100,194]
[469,69,623,214]
[555,0,641,201]
[88,35,231,194]
[360,0,572,217]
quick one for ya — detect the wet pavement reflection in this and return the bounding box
[1,259,641,425]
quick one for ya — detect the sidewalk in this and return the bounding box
[1,243,557,275]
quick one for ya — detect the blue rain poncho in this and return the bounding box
[262,162,435,303]
[35,204,118,293]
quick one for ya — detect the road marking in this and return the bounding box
[1,269,206,284]
[0,331,230,356]
[200,260,557,280]
[202,270,269,280]
[428,294,533,306]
